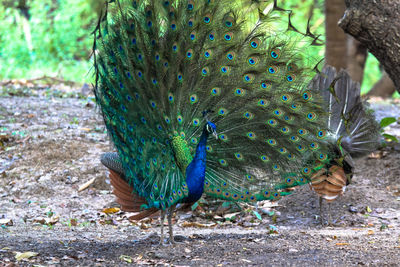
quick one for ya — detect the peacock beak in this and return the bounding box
[213,131,218,140]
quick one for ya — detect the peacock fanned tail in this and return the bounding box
[93,0,332,210]
[309,65,381,168]
[306,66,381,212]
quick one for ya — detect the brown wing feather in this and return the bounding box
[309,166,347,202]
[109,169,160,218]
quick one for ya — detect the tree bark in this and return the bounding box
[325,0,348,70]
[339,0,400,92]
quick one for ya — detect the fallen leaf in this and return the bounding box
[78,178,96,192]
[368,151,388,159]
[335,243,349,246]
[102,207,120,214]
[140,223,150,229]
[33,216,59,225]
[33,217,46,225]
[213,215,223,220]
[368,230,374,235]
[15,135,31,144]
[120,255,132,263]
[15,251,38,261]
[223,212,240,220]
[252,210,263,221]
[272,214,277,224]
[181,221,216,228]
[136,254,143,260]
[380,223,389,230]
[366,206,372,213]
[99,219,118,226]
[80,127,92,132]
[0,218,13,226]
[191,202,199,211]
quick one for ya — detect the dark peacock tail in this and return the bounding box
[93,0,333,212]
[308,66,381,204]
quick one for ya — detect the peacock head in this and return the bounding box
[202,109,217,139]
[206,121,218,139]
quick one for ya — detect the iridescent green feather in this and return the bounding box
[93,0,332,209]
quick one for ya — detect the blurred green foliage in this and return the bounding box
[281,0,380,94]
[0,0,100,82]
[0,0,381,93]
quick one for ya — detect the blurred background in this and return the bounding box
[0,0,395,96]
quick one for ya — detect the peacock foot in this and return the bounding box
[158,235,176,246]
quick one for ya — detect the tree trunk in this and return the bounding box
[366,71,396,98]
[325,0,347,70]
[339,0,400,92]
[346,37,367,84]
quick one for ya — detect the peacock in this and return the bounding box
[307,66,381,224]
[93,0,337,244]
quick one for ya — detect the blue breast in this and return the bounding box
[183,158,206,203]
[181,126,209,203]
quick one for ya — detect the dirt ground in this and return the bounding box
[0,85,400,266]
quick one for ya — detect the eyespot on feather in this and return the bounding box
[260,82,271,90]
[190,31,196,41]
[234,88,245,96]
[302,91,313,101]
[250,38,260,48]
[243,74,255,83]
[226,51,235,61]
[204,49,212,59]
[267,66,279,74]
[211,87,221,96]
[247,56,259,66]
[224,15,235,27]
[270,48,281,59]
[243,111,254,120]
[224,32,233,41]
[203,13,212,24]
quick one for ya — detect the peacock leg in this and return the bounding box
[328,202,332,226]
[319,196,324,225]
[167,206,175,244]
[159,209,166,245]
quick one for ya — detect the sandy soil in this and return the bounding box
[0,87,399,266]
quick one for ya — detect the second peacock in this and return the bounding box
[94,0,334,243]
[308,66,381,224]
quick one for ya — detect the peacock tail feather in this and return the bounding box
[308,65,381,169]
[93,0,332,210]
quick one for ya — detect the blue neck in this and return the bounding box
[183,127,209,203]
